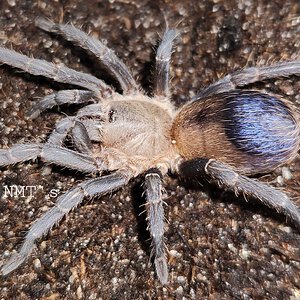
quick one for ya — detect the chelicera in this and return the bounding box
[0,18,299,284]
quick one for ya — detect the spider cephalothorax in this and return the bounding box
[0,18,300,285]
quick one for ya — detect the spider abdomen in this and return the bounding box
[172,90,300,174]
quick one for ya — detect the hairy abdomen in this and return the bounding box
[172,91,300,174]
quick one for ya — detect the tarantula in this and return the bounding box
[0,18,300,285]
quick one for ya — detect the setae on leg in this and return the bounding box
[27,90,96,119]
[1,171,131,275]
[36,18,138,94]
[179,158,300,230]
[154,29,178,98]
[144,168,168,284]
[195,60,300,99]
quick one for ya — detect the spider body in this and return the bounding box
[173,90,300,174]
[77,94,178,176]
[0,18,300,285]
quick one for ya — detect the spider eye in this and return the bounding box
[108,109,116,123]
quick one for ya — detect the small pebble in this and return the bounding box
[76,285,83,299]
[120,259,130,266]
[276,175,284,185]
[282,167,292,180]
[175,286,184,295]
[33,258,42,271]
[169,249,181,258]
[7,0,16,7]
[239,244,251,260]
[228,243,237,253]
[177,275,186,284]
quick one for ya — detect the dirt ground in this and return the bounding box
[0,0,300,299]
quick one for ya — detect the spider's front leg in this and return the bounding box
[36,18,139,94]
[154,29,178,98]
[1,170,131,275]
[144,168,168,284]
[0,47,112,95]
[179,158,300,230]
[27,90,96,119]
[0,117,101,172]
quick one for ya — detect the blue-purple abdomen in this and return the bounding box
[224,92,298,165]
[173,90,299,174]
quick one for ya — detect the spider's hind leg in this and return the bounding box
[179,158,300,230]
[144,168,168,284]
[196,60,300,99]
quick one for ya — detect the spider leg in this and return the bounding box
[27,89,96,119]
[0,47,113,96]
[179,158,300,230]
[144,168,168,284]
[1,171,131,275]
[195,60,300,98]
[76,103,103,118]
[70,120,93,154]
[47,117,81,146]
[75,103,104,143]
[0,143,101,173]
[41,145,102,173]
[0,144,42,166]
[154,29,178,99]
[0,117,73,166]
[36,18,139,95]
[0,114,97,168]
[47,117,94,155]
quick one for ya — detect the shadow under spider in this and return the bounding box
[179,175,295,231]
[130,177,152,257]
